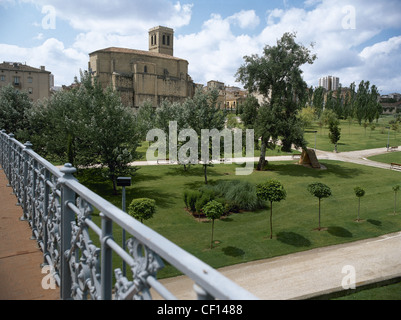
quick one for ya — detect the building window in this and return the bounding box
[14,76,20,85]
[28,88,33,94]
[162,35,166,45]
[28,76,33,83]
[167,35,170,46]
[0,75,5,81]
[144,66,148,73]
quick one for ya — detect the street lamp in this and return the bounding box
[117,176,131,276]
[386,126,390,151]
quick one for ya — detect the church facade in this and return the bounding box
[88,26,195,108]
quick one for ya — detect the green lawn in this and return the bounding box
[304,116,400,152]
[333,281,401,300]
[77,160,401,279]
[368,151,401,164]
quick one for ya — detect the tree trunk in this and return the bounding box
[210,219,214,249]
[112,175,118,195]
[203,164,208,184]
[257,140,267,171]
[394,192,397,215]
[270,201,273,239]
[357,198,360,221]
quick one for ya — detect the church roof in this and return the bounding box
[89,47,187,62]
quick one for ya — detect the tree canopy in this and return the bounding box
[236,32,316,170]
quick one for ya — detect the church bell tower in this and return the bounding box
[149,26,174,56]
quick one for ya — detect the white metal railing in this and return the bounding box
[0,130,257,300]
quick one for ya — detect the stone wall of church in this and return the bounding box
[89,50,194,108]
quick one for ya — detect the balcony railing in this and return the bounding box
[0,130,257,300]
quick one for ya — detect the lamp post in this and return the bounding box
[386,126,390,151]
[117,177,131,276]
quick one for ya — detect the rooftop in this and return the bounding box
[0,61,51,73]
[89,47,187,62]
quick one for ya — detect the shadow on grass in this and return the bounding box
[327,226,353,238]
[126,187,177,209]
[276,231,311,247]
[271,162,364,179]
[222,246,245,257]
[367,219,382,226]
[165,165,225,178]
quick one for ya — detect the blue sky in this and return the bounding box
[1,0,401,94]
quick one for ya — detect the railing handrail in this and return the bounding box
[0,130,258,300]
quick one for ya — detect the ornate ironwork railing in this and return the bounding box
[0,130,257,300]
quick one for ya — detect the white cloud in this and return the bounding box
[253,0,401,92]
[228,10,260,29]
[3,0,401,94]
[175,12,261,86]
[24,0,192,34]
[0,39,87,86]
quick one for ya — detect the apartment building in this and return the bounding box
[318,75,340,91]
[0,62,52,102]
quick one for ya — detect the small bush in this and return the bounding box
[187,191,201,213]
[184,180,264,216]
[128,198,156,223]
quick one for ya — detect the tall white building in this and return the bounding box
[318,76,339,91]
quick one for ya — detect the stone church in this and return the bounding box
[88,26,195,108]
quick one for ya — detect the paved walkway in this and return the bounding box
[152,231,401,300]
[0,168,59,300]
[1,146,400,300]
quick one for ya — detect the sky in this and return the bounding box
[1,0,401,94]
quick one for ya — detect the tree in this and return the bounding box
[203,200,224,249]
[0,84,32,139]
[307,182,332,230]
[239,95,259,128]
[354,186,365,221]
[128,198,156,223]
[298,105,317,129]
[328,119,341,153]
[28,71,139,194]
[182,88,225,183]
[256,179,287,239]
[312,86,325,118]
[236,32,315,170]
[393,185,400,215]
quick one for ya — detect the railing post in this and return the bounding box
[101,212,113,300]
[0,130,5,168]
[6,133,14,186]
[21,141,33,221]
[59,163,77,300]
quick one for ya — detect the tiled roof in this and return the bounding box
[0,62,50,73]
[89,47,187,62]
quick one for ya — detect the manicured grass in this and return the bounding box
[333,281,401,300]
[304,116,400,152]
[76,160,401,279]
[368,151,401,164]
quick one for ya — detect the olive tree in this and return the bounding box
[354,186,365,221]
[307,182,332,231]
[256,179,287,239]
[203,200,224,249]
